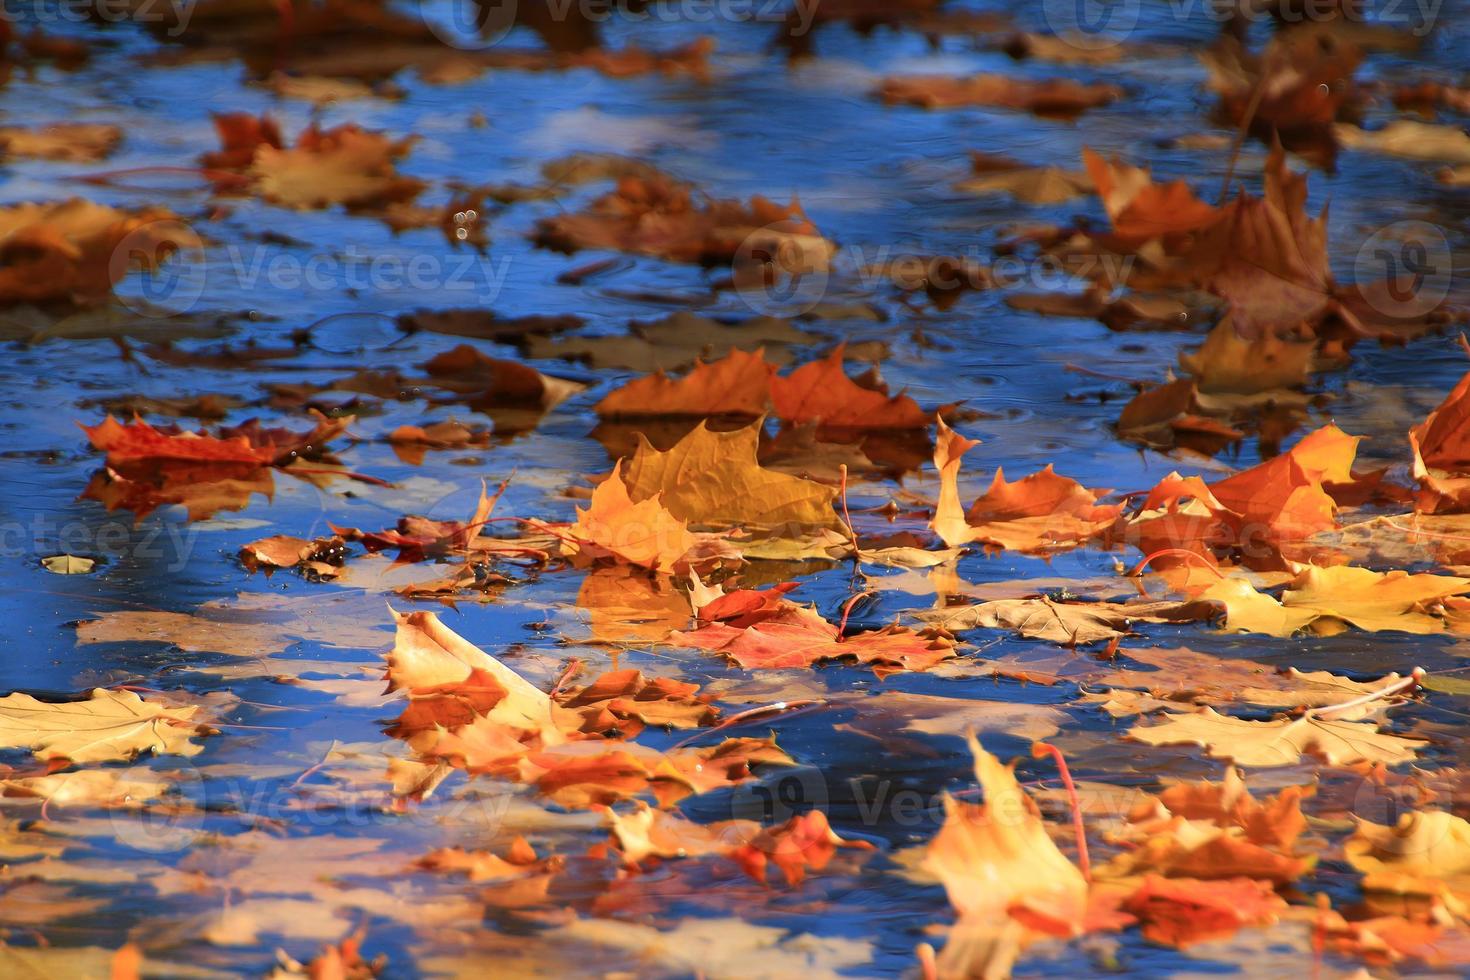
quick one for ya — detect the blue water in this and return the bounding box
[0,0,1468,975]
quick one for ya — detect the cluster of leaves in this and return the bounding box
[14,1,1470,975]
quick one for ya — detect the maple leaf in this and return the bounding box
[533,174,834,269]
[1128,768,1311,850]
[556,668,719,735]
[1124,423,1363,568]
[1090,646,1408,712]
[672,584,955,676]
[1197,144,1334,338]
[385,608,565,741]
[385,611,787,808]
[593,347,774,419]
[1345,808,1470,888]
[387,420,491,465]
[1128,705,1425,767]
[730,810,875,886]
[81,411,350,467]
[334,478,506,564]
[206,115,426,211]
[956,153,1093,204]
[2,768,170,807]
[0,199,183,307]
[1411,360,1470,513]
[0,122,119,162]
[0,688,210,763]
[1202,565,1470,636]
[1099,769,1314,885]
[1318,909,1470,969]
[931,417,1120,552]
[605,803,870,885]
[594,345,929,432]
[1068,144,1385,342]
[270,928,384,979]
[606,802,756,865]
[1115,375,1246,457]
[876,74,1121,116]
[419,344,585,419]
[202,112,282,170]
[495,736,792,809]
[1121,875,1284,947]
[769,344,928,429]
[619,421,840,535]
[918,596,1216,646]
[1177,317,1315,394]
[922,735,1098,977]
[239,534,347,576]
[1201,26,1362,167]
[568,469,698,574]
[1082,148,1223,245]
[416,836,563,883]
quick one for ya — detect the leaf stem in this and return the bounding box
[670,699,826,749]
[1125,548,1226,581]
[1031,740,1091,882]
[1305,667,1425,721]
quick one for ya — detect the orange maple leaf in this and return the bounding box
[570,469,698,574]
[932,417,1120,552]
[673,583,954,676]
[593,347,774,418]
[1122,875,1284,947]
[1411,358,1470,513]
[770,344,928,429]
[729,810,874,886]
[1082,148,1223,245]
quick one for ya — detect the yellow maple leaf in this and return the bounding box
[620,420,839,534]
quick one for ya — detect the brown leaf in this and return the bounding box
[877,74,1121,116]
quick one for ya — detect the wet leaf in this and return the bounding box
[877,74,1121,116]
[620,421,840,534]
[672,584,954,675]
[0,122,120,161]
[534,174,834,268]
[40,554,94,574]
[1128,706,1425,767]
[1202,565,1470,636]
[932,418,1120,553]
[919,596,1214,645]
[0,688,210,763]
